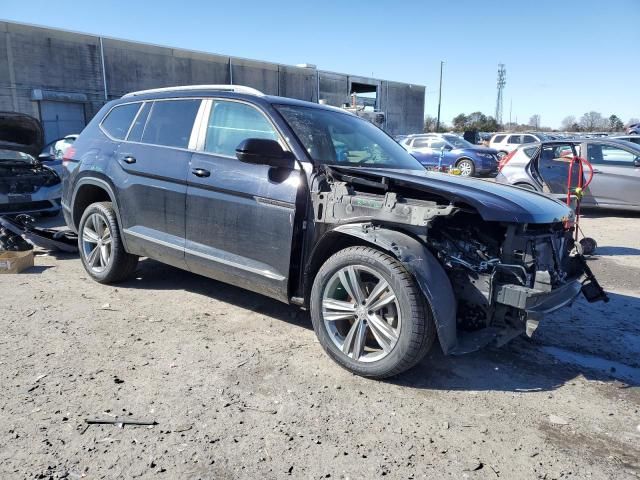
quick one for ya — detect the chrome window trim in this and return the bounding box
[99,97,203,152]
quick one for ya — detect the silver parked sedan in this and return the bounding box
[495,138,640,211]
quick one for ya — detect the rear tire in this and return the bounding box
[78,202,138,283]
[310,246,435,379]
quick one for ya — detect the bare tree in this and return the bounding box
[579,111,606,132]
[528,115,540,130]
[560,116,576,131]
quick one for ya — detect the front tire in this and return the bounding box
[456,158,476,177]
[310,246,435,379]
[78,202,138,283]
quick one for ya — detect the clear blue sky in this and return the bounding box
[2,0,639,128]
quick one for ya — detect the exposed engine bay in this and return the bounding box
[0,159,60,195]
[311,166,608,351]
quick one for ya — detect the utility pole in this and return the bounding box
[509,98,512,127]
[436,61,444,132]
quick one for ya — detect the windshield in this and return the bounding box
[0,149,34,163]
[443,135,474,149]
[276,105,423,170]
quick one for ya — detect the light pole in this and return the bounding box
[436,61,444,132]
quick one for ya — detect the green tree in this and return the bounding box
[452,114,468,131]
[608,114,624,132]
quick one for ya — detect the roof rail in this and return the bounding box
[122,85,264,98]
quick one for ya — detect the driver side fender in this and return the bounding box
[329,223,458,354]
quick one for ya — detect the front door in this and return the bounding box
[115,98,202,269]
[185,99,301,301]
[584,142,640,208]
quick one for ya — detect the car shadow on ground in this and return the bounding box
[593,246,640,256]
[122,259,640,393]
[395,290,640,392]
[119,258,311,330]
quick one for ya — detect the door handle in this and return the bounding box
[122,155,136,164]
[192,168,211,178]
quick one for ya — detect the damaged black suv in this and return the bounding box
[62,85,607,379]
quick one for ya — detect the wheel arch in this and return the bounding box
[305,223,458,354]
[71,177,129,250]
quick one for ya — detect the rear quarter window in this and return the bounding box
[523,146,538,158]
[101,103,141,140]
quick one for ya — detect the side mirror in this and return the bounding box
[634,157,640,168]
[235,138,295,169]
[444,145,453,151]
[38,152,53,161]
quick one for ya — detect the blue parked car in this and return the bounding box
[399,134,499,177]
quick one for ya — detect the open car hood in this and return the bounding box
[328,166,574,224]
[0,112,44,157]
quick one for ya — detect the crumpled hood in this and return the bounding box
[330,166,574,224]
[0,112,44,157]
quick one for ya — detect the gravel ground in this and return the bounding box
[0,211,639,479]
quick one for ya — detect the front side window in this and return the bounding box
[588,143,639,166]
[204,101,278,157]
[141,99,201,148]
[429,139,447,149]
[522,135,537,143]
[276,105,423,170]
[443,135,473,149]
[101,102,141,140]
[492,134,506,143]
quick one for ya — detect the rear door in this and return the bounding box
[584,142,640,208]
[505,134,522,152]
[112,98,201,269]
[535,143,579,196]
[184,99,301,301]
[408,137,434,166]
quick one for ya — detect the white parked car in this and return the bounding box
[489,133,548,159]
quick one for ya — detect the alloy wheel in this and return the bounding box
[322,265,401,362]
[458,160,473,176]
[81,213,112,273]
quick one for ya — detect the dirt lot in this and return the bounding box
[1,210,639,479]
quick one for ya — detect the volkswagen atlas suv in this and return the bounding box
[62,85,607,379]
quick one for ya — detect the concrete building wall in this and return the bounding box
[0,20,425,139]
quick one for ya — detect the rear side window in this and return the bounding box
[101,103,141,140]
[522,135,537,143]
[412,138,429,148]
[492,134,506,143]
[508,135,522,144]
[141,99,201,148]
[127,102,152,142]
[204,101,278,157]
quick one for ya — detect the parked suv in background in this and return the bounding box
[62,85,607,379]
[398,133,498,176]
[489,132,547,159]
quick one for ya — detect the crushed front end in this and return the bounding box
[426,213,608,351]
